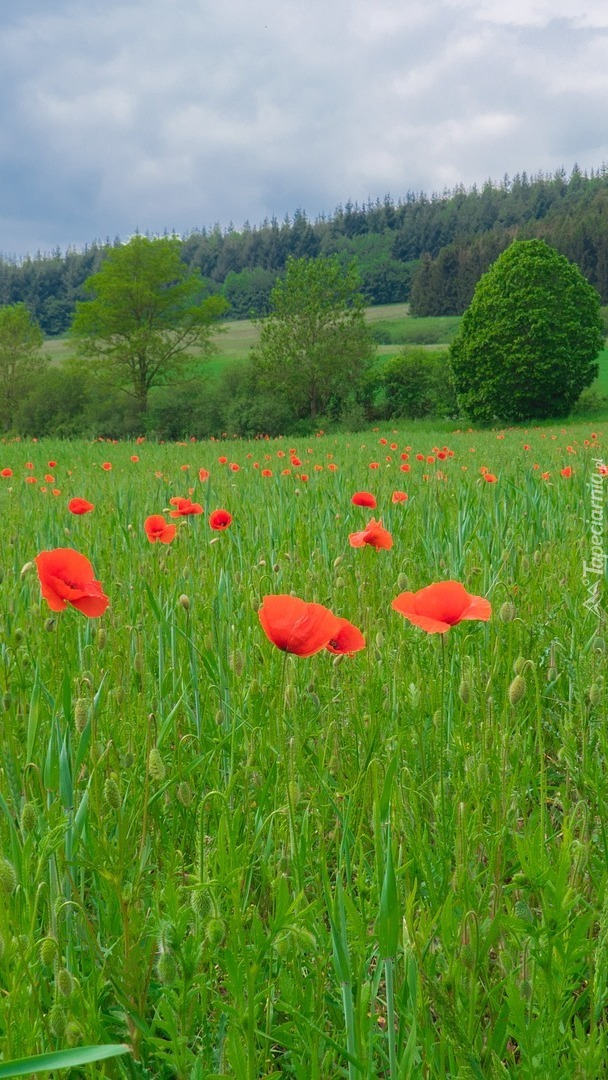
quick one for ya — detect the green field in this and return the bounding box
[0,424,606,1076]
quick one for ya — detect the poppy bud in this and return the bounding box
[39,935,59,967]
[74,698,89,733]
[190,888,207,918]
[588,683,602,706]
[230,649,245,677]
[134,651,144,673]
[204,632,213,651]
[508,675,526,706]
[96,627,107,648]
[375,631,384,649]
[215,709,225,726]
[44,617,56,632]
[148,748,166,781]
[460,943,475,970]
[593,636,607,653]
[66,1021,82,1047]
[205,916,226,946]
[335,576,345,589]
[157,951,178,985]
[533,550,541,565]
[332,653,345,667]
[20,560,35,578]
[56,967,73,997]
[21,801,37,833]
[521,555,530,573]
[177,781,193,808]
[499,601,516,622]
[514,899,535,925]
[0,857,17,894]
[178,594,190,611]
[458,680,470,704]
[49,1003,67,1038]
[249,678,260,695]
[397,572,408,591]
[103,776,121,809]
[513,656,528,675]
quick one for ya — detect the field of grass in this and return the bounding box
[0,424,606,1076]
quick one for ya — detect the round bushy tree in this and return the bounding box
[449,239,603,423]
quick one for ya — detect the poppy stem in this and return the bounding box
[439,634,446,852]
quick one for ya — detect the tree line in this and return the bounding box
[4,164,608,332]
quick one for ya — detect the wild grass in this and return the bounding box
[0,423,605,1077]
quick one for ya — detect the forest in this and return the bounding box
[2,164,608,333]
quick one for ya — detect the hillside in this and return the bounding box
[4,165,608,333]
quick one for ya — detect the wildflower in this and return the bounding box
[35,548,110,617]
[101,462,112,471]
[169,497,203,517]
[144,515,177,544]
[349,518,393,550]
[392,491,408,503]
[130,455,139,462]
[261,469,273,477]
[1,468,12,478]
[351,491,377,508]
[198,468,210,481]
[209,509,232,530]
[560,466,572,478]
[258,595,364,657]
[68,498,94,515]
[392,580,491,634]
[484,473,498,483]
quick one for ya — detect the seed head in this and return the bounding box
[508,675,526,706]
[148,748,166,782]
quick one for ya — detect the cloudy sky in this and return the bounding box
[1,0,607,259]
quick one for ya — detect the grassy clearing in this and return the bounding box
[0,423,605,1076]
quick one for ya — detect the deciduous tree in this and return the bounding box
[252,255,374,420]
[449,239,603,423]
[70,235,228,413]
[0,303,46,431]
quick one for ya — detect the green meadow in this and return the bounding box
[0,423,605,1077]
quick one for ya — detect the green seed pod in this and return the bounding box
[397,572,408,591]
[21,801,37,833]
[49,1003,67,1038]
[0,857,17,894]
[148,748,166,782]
[65,1020,82,1047]
[508,674,526,706]
[56,967,73,998]
[44,618,56,633]
[74,698,89,733]
[513,656,528,675]
[157,951,178,985]
[176,781,193,808]
[103,777,121,810]
[39,936,59,967]
[375,631,384,649]
[335,576,345,589]
[499,601,516,622]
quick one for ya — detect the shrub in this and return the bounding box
[382,348,457,419]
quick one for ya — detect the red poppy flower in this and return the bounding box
[198,468,210,482]
[209,509,232,530]
[218,456,228,464]
[229,463,240,471]
[560,466,572,478]
[349,518,393,550]
[25,462,34,470]
[25,476,37,484]
[392,491,408,503]
[325,618,366,656]
[351,491,377,508]
[68,498,94,515]
[392,580,491,634]
[261,469,273,477]
[369,462,380,470]
[483,473,498,483]
[258,595,364,658]
[101,462,112,471]
[169,497,203,517]
[290,456,302,467]
[35,548,110,617]
[48,460,57,468]
[130,455,139,463]
[299,474,309,482]
[1,468,12,478]
[144,514,177,544]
